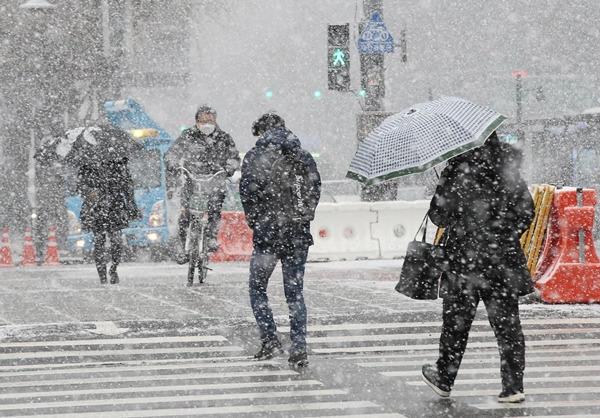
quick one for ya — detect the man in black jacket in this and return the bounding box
[165,105,240,258]
[239,113,321,366]
[422,133,535,403]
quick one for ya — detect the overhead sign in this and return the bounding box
[358,13,394,54]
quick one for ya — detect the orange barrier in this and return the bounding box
[0,228,14,268]
[20,227,37,267]
[211,212,253,262]
[533,187,600,303]
[44,227,61,266]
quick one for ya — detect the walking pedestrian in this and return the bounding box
[421,132,535,403]
[165,105,240,262]
[78,156,140,284]
[239,113,321,366]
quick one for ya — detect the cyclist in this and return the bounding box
[165,105,240,262]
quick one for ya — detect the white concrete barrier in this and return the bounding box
[309,202,379,261]
[308,200,431,261]
[370,200,430,259]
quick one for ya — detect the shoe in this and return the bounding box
[206,238,219,252]
[422,364,451,397]
[253,340,284,361]
[109,265,119,284]
[498,390,525,403]
[288,348,309,366]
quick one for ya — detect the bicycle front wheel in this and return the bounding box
[187,221,201,286]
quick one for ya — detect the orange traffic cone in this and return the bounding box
[20,227,37,267]
[44,227,61,266]
[1,228,14,268]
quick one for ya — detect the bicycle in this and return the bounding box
[177,167,226,286]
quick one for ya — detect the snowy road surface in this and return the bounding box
[1,260,600,417]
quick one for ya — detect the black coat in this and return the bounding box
[78,159,139,233]
[240,126,321,251]
[428,138,535,297]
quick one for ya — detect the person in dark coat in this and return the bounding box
[78,158,139,284]
[421,132,535,403]
[239,113,321,366]
[165,105,240,260]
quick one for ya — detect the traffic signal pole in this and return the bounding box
[361,0,384,111]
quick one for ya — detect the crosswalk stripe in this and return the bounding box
[0,389,349,412]
[382,364,600,377]
[0,344,242,361]
[0,379,325,400]
[472,399,600,409]
[312,338,600,354]
[0,358,277,378]
[13,401,382,418]
[0,369,299,388]
[0,355,256,372]
[336,345,600,360]
[307,328,600,344]
[406,375,600,386]
[0,335,227,348]
[355,354,600,368]
[449,386,600,397]
[299,318,599,332]
[307,415,406,418]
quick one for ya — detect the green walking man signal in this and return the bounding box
[332,48,347,67]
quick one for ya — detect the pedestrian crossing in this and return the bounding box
[307,317,600,416]
[0,333,404,417]
[1,317,599,417]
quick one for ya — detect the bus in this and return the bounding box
[65,99,177,261]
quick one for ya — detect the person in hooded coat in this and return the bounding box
[421,132,535,403]
[165,105,240,260]
[78,157,139,284]
[239,113,321,366]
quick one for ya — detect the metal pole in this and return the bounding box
[516,74,523,125]
[361,0,384,112]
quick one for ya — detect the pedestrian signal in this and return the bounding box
[328,24,350,91]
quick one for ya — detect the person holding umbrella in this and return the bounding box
[422,132,534,403]
[75,126,140,284]
[36,121,141,284]
[346,97,535,403]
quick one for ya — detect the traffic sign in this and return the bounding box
[358,13,394,54]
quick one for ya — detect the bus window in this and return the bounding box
[129,148,161,189]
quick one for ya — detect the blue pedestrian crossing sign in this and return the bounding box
[358,12,394,54]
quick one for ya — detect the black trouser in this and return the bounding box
[178,188,226,245]
[93,229,122,267]
[436,286,525,393]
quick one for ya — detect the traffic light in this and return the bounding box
[328,24,350,91]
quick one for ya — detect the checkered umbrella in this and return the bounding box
[346,97,507,185]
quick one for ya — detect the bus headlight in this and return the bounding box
[149,200,165,227]
[67,210,82,234]
[75,239,86,248]
[146,232,160,241]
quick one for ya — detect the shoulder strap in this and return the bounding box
[414,212,430,242]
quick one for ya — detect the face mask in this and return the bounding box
[198,123,216,135]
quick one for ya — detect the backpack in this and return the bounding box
[268,149,318,227]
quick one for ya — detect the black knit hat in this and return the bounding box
[251,113,285,136]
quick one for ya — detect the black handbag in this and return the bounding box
[395,214,445,300]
